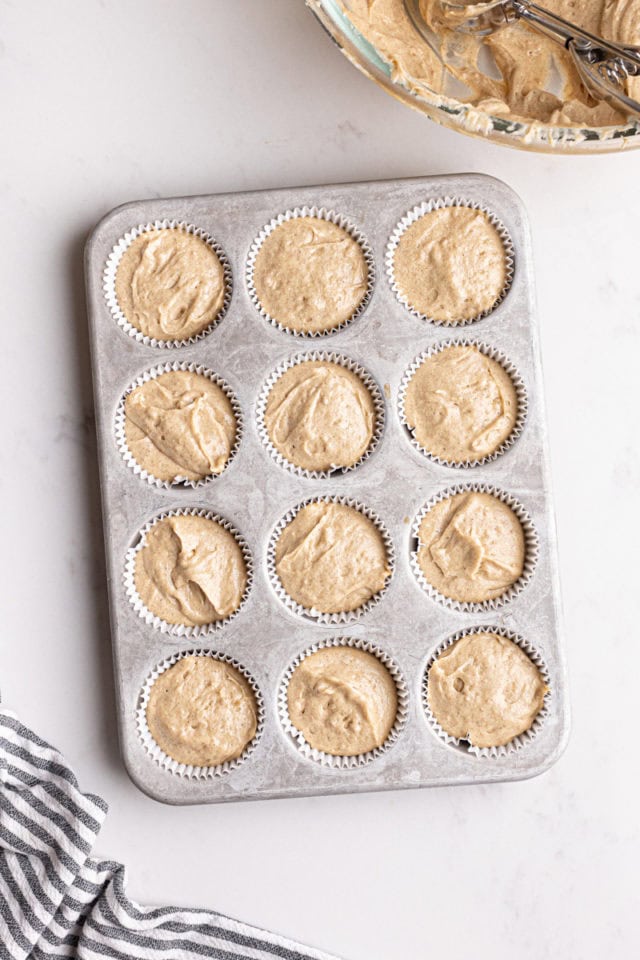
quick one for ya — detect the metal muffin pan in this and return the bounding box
[84,173,569,805]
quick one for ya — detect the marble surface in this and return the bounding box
[1,2,638,958]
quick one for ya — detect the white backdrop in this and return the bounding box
[1,3,638,958]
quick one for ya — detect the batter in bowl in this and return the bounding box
[339,0,640,126]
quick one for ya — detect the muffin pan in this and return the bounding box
[85,174,568,804]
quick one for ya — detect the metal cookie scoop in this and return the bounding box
[404,0,640,117]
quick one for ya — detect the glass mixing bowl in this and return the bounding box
[307,0,640,153]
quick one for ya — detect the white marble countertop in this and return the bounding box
[2,2,638,958]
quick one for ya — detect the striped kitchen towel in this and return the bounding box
[0,709,339,960]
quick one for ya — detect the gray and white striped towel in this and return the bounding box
[0,709,339,960]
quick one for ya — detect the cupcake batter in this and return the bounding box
[264,360,376,471]
[416,491,525,602]
[146,656,257,766]
[134,514,247,626]
[339,0,637,127]
[427,632,547,747]
[275,501,391,614]
[115,228,226,341]
[287,646,398,756]
[124,370,236,483]
[252,216,369,334]
[403,344,518,461]
[393,206,507,323]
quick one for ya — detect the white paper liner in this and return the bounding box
[422,626,550,758]
[103,220,232,348]
[255,351,385,479]
[124,507,253,637]
[136,648,264,779]
[114,361,243,489]
[267,496,395,624]
[245,206,375,338]
[278,637,408,769]
[398,338,528,468]
[385,197,515,327]
[410,483,538,613]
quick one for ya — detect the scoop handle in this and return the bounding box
[568,39,640,117]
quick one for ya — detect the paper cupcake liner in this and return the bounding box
[124,507,253,637]
[410,483,538,613]
[103,220,232,348]
[255,351,385,480]
[422,626,550,758]
[398,339,528,468]
[267,496,395,625]
[136,648,264,779]
[245,206,375,338]
[278,637,408,769]
[385,197,515,327]
[114,361,243,489]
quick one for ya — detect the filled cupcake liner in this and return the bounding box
[245,206,375,338]
[114,361,243,489]
[124,507,253,637]
[385,197,515,327]
[103,220,233,348]
[422,626,550,758]
[278,636,408,769]
[136,648,264,779]
[398,338,528,468]
[255,351,385,480]
[410,483,538,613]
[267,495,395,625]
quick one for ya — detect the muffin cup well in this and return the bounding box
[278,637,408,769]
[410,483,538,613]
[103,220,232,348]
[115,361,243,489]
[267,496,395,625]
[124,507,253,637]
[136,648,264,779]
[422,626,550,758]
[246,206,375,338]
[255,351,385,479]
[385,197,515,327]
[398,339,527,468]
